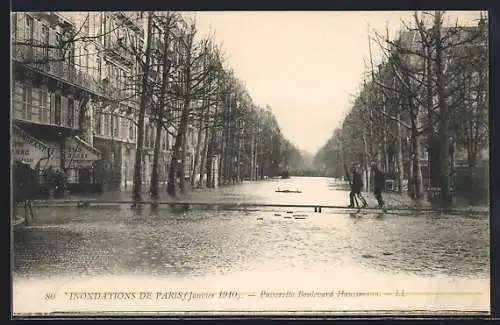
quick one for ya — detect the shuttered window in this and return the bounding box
[112,115,119,137]
[24,15,34,60]
[13,81,25,120]
[22,84,33,120]
[39,88,49,123]
[94,111,102,135]
[41,24,49,63]
[54,94,61,125]
[61,96,68,127]
[12,13,18,40]
[68,98,75,128]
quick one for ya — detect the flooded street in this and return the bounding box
[12,177,490,314]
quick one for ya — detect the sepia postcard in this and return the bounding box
[11,10,490,317]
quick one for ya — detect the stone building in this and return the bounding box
[11,11,200,193]
[11,12,103,193]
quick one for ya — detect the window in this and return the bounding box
[25,15,34,41]
[83,47,89,75]
[150,125,155,148]
[41,25,49,61]
[93,13,101,38]
[121,117,128,139]
[40,88,49,123]
[83,17,90,36]
[76,47,82,72]
[113,116,119,137]
[54,94,61,125]
[94,112,102,135]
[106,62,114,80]
[66,169,76,183]
[162,132,167,150]
[130,34,136,51]
[22,85,32,120]
[61,97,68,127]
[145,125,150,147]
[96,57,102,80]
[56,32,64,61]
[104,112,110,136]
[101,14,107,46]
[12,13,18,40]
[89,14,96,38]
[66,43,75,75]
[117,68,122,91]
[68,98,75,127]
[129,119,134,140]
[104,20,113,48]
[31,89,40,122]
[24,15,34,60]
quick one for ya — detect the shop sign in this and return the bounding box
[64,137,102,169]
[11,128,50,168]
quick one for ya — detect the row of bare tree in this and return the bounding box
[123,12,295,202]
[314,11,488,208]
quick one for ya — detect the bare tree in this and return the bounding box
[166,20,220,196]
[149,12,180,199]
[131,11,154,203]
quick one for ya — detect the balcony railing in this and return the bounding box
[104,43,134,66]
[13,44,139,106]
[115,12,144,34]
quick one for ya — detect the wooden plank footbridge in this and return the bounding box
[29,200,489,216]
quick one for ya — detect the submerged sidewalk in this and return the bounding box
[379,192,489,213]
[30,186,490,214]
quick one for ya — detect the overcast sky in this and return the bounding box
[193,11,484,154]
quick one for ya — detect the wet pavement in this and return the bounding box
[12,177,490,314]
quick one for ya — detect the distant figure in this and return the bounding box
[54,169,67,197]
[13,160,38,216]
[371,162,386,209]
[348,163,367,208]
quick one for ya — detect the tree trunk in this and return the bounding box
[167,100,190,196]
[179,125,188,193]
[219,107,227,185]
[206,112,218,188]
[382,98,389,173]
[362,131,370,192]
[396,113,404,194]
[198,113,211,187]
[151,14,173,199]
[132,12,153,203]
[411,127,424,200]
[435,11,452,208]
[150,118,163,199]
[249,134,255,181]
[236,124,242,182]
[191,104,206,187]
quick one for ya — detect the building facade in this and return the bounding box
[12,12,104,193]
[11,11,203,194]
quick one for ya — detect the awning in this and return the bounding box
[11,125,52,168]
[64,136,102,169]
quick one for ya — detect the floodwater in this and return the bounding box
[12,177,490,315]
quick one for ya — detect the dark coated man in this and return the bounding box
[371,162,386,209]
[348,164,367,208]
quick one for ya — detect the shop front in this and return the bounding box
[12,125,53,169]
[12,125,60,198]
[64,136,102,194]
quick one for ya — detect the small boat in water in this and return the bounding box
[275,188,302,193]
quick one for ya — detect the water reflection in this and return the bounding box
[14,177,489,281]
